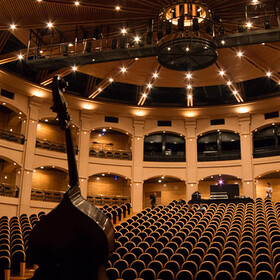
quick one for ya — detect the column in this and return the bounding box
[77,110,91,198]
[239,115,255,198]
[18,97,41,215]
[131,118,144,212]
[185,120,198,201]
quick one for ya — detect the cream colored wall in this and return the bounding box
[87,176,130,197]
[198,179,243,199]
[32,169,68,191]
[143,181,186,208]
[90,131,131,150]
[37,122,78,144]
[256,178,280,201]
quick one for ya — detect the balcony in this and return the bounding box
[0,128,25,144]
[198,150,241,162]
[36,138,78,154]
[89,148,132,160]
[253,146,280,158]
[0,183,19,198]
[144,151,186,162]
[31,188,65,203]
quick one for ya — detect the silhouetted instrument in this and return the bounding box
[27,75,114,280]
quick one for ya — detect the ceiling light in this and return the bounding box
[158,180,162,183]
[147,84,152,89]
[233,90,238,95]
[188,94,192,99]
[98,87,102,92]
[135,58,139,60]
[227,81,232,85]
[19,112,22,115]
[10,24,16,30]
[102,173,105,176]
[115,5,120,11]
[186,47,190,52]
[266,71,272,77]
[47,22,53,28]
[252,0,258,3]
[72,66,77,71]
[121,28,127,34]
[219,70,225,76]
[187,85,192,89]
[237,51,243,57]
[167,47,171,51]
[221,40,225,45]
[153,73,158,78]
[68,43,73,47]
[102,128,106,132]
[37,0,42,2]
[142,93,147,98]
[74,1,79,5]
[45,119,48,122]
[121,67,126,73]
[18,54,23,60]
[186,73,192,79]
[109,78,113,82]
[134,36,140,42]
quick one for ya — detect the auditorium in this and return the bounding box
[1,0,280,279]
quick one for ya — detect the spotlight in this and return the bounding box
[186,73,192,79]
[142,93,147,98]
[115,5,120,11]
[134,36,140,43]
[147,84,152,89]
[233,90,238,95]
[72,66,77,71]
[74,1,79,6]
[237,51,243,57]
[246,22,252,28]
[121,67,126,73]
[219,70,225,76]
[109,78,113,82]
[266,71,272,77]
[218,179,224,185]
[121,28,127,34]
[221,40,225,45]
[18,54,23,60]
[153,73,158,78]
[47,22,53,28]
[10,24,16,30]
[187,85,192,89]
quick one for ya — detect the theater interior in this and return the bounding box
[1,0,280,279]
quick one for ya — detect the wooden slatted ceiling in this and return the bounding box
[78,45,280,87]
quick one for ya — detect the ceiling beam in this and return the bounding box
[229,47,280,84]
[138,64,161,106]
[40,67,76,86]
[215,61,243,102]
[88,60,136,99]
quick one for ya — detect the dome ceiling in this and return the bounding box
[1,0,280,107]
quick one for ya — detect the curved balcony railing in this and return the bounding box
[0,128,25,144]
[253,146,280,158]
[0,183,19,198]
[86,195,130,206]
[31,188,65,203]
[89,148,132,160]
[198,150,241,161]
[36,138,78,154]
[144,151,186,162]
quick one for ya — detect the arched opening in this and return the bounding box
[0,157,20,197]
[31,166,69,202]
[0,104,25,144]
[198,174,243,199]
[87,173,131,205]
[253,124,280,158]
[143,176,186,207]
[197,130,241,161]
[89,128,132,160]
[36,117,79,153]
[255,171,280,200]
[144,132,185,162]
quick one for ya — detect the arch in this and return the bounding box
[145,130,185,137]
[0,148,22,167]
[0,99,27,118]
[0,155,21,168]
[144,175,186,182]
[197,129,240,137]
[38,117,80,130]
[92,126,132,137]
[33,165,68,173]
[88,171,131,181]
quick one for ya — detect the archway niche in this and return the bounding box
[89,128,131,159]
[256,171,280,201]
[0,104,25,144]
[0,157,20,197]
[36,117,79,152]
[198,174,243,199]
[87,173,131,205]
[31,166,69,202]
[143,176,186,208]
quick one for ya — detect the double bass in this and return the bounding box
[27,75,115,280]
